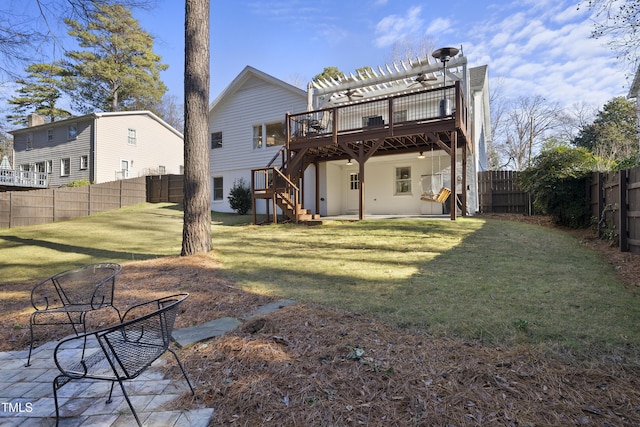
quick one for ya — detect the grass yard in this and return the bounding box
[212,216,640,360]
[2,202,640,425]
[1,202,639,360]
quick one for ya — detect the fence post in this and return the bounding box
[597,173,604,238]
[619,169,628,252]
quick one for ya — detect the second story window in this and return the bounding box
[67,124,77,140]
[26,133,33,150]
[253,122,285,149]
[265,122,285,147]
[80,155,88,170]
[47,129,53,141]
[128,128,137,146]
[211,132,222,149]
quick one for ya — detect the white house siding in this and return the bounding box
[13,117,93,187]
[93,113,184,184]
[319,153,452,216]
[209,73,307,213]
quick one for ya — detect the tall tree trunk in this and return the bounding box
[181,0,211,256]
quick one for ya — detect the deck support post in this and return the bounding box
[450,132,457,220]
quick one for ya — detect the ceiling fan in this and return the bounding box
[408,72,437,88]
[332,88,364,102]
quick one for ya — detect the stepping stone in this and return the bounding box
[172,317,242,347]
[172,299,295,347]
[242,299,295,320]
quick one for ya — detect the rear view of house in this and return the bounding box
[210,48,490,223]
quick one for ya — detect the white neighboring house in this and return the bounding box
[210,52,490,222]
[9,110,183,188]
[208,66,307,212]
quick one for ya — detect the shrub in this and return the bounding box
[518,146,596,228]
[66,179,91,187]
[228,178,252,215]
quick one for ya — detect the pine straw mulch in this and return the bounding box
[1,217,640,426]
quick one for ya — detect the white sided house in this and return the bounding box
[208,66,308,212]
[9,111,183,188]
[211,48,490,223]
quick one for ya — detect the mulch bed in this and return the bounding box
[2,216,640,426]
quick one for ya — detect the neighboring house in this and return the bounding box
[210,50,490,222]
[9,111,183,188]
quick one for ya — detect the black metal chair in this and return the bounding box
[27,262,122,366]
[52,293,193,426]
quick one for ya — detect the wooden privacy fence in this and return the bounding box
[590,166,640,254]
[478,170,531,214]
[0,177,146,229]
[146,174,184,203]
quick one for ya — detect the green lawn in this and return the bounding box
[2,202,639,362]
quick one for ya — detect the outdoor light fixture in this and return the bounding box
[346,158,353,165]
[432,46,459,117]
[418,152,425,159]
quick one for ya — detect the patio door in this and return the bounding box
[347,172,359,213]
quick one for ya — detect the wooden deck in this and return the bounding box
[252,81,472,223]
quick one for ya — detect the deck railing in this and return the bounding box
[251,166,300,222]
[288,81,467,142]
[0,169,48,188]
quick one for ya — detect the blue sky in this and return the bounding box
[132,0,630,110]
[4,0,633,112]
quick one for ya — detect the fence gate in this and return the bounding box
[478,170,530,214]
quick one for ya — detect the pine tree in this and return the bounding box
[7,63,71,125]
[63,3,168,113]
[181,0,211,256]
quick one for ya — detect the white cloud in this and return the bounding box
[458,0,625,108]
[374,6,424,48]
[425,18,452,36]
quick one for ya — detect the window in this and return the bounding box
[67,124,77,140]
[158,165,166,174]
[349,173,359,190]
[47,129,53,141]
[211,132,222,149]
[265,122,285,147]
[395,167,411,194]
[253,125,263,149]
[253,122,285,149]
[35,162,46,173]
[26,133,33,150]
[46,160,52,174]
[80,155,88,170]
[61,158,70,176]
[128,128,137,145]
[121,160,129,177]
[213,177,223,201]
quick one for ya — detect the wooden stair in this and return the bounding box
[275,191,314,222]
[250,146,322,224]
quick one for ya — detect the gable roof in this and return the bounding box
[209,65,307,113]
[9,110,183,139]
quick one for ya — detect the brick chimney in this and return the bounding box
[27,113,45,127]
